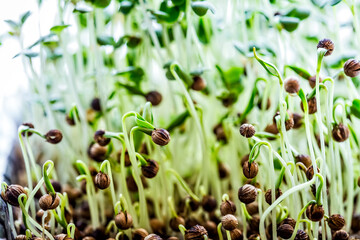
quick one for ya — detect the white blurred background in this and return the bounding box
[0,1,354,181]
[0,0,58,180]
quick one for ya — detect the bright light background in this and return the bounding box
[0,1,353,181]
[0,0,57,180]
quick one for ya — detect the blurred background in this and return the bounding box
[0,1,58,180]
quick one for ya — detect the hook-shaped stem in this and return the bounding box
[217,223,224,240]
[43,160,55,194]
[105,220,117,235]
[290,200,317,240]
[99,160,116,207]
[135,152,148,166]
[18,194,55,240]
[179,224,187,238]
[168,196,178,218]
[166,169,200,202]
[67,223,76,238]
[221,193,230,202]
[315,173,324,205]
[275,166,286,190]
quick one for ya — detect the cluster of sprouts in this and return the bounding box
[3,0,360,240]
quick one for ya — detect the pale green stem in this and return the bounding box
[100,160,116,207]
[290,200,317,240]
[341,103,354,232]
[179,224,187,238]
[17,126,36,217]
[168,196,178,217]
[67,223,75,238]
[122,112,150,230]
[259,176,317,240]
[19,194,55,240]
[170,63,208,193]
[76,160,99,228]
[314,52,328,239]
[166,168,200,202]
[24,137,41,187]
[217,223,224,240]
[250,141,276,239]
[252,137,295,186]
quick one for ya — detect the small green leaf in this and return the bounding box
[42,40,59,50]
[304,33,317,40]
[197,17,212,44]
[125,36,142,48]
[286,65,311,79]
[93,0,111,8]
[97,35,115,46]
[171,0,185,6]
[215,65,244,94]
[52,106,66,113]
[69,105,80,122]
[135,114,155,130]
[14,50,39,59]
[119,1,134,14]
[149,10,170,20]
[4,20,19,29]
[273,158,282,170]
[159,2,181,23]
[245,10,269,26]
[191,1,216,17]
[50,25,70,34]
[330,0,342,6]
[28,34,56,49]
[47,49,63,60]
[25,52,39,58]
[253,48,279,77]
[116,82,144,96]
[298,89,308,112]
[279,16,300,32]
[114,37,125,48]
[351,99,360,119]
[49,97,60,104]
[223,67,244,85]
[115,66,145,81]
[73,5,93,13]
[20,11,31,25]
[108,91,116,100]
[166,110,190,132]
[311,0,327,8]
[285,8,310,20]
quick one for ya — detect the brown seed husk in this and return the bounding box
[220,200,237,216]
[238,184,257,204]
[221,214,238,231]
[115,211,133,230]
[39,193,60,210]
[184,225,208,240]
[242,160,259,179]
